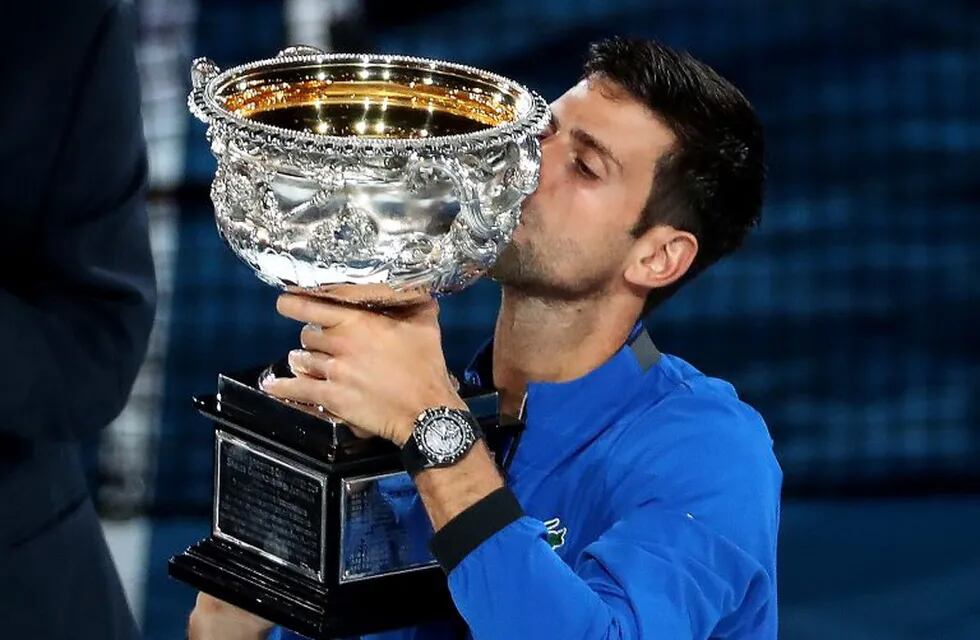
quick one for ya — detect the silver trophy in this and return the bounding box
[190,45,548,304]
[168,46,548,639]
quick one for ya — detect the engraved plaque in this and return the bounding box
[339,471,437,583]
[214,431,327,581]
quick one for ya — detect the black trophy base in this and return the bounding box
[170,537,456,639]
[168,362,512,639]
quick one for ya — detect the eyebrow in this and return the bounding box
[552,112,624,174]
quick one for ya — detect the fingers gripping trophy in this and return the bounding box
[167,45,549,639]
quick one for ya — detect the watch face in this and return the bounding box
[417,409,474,464]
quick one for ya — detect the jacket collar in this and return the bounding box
[463,322,663,466]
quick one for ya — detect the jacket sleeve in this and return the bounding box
[431,393,781,640]
[440,505,772,640]
[269,505,772,640]
[0,0,155,441]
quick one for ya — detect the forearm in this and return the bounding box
[408,434,695,640]
[410,435,623,639]
[419,483,764,640]
[416,478,628,640]
[414,440,505,532]
[443,517,626,640]
[188,615,268,640]
[188,594,273,640]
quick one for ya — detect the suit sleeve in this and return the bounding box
[0,0,155,441]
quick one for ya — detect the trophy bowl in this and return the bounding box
[188,46,550,305]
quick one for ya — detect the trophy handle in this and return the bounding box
[278,45,327,57]
[189,57,221,123]
[191,57,221,90]
[406,156,495,264]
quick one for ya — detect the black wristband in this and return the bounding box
[428,486,524,573]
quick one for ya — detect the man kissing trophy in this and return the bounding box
[168,45,548,639]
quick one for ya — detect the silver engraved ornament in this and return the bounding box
[189,48,549,305]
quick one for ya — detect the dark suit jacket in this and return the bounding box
[0,0,156,637]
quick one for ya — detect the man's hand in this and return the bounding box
[263,294,466,446]
[188,593,274,640]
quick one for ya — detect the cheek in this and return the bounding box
[573,189,635,257]
[525,178,625,243]
[567,184,619,231]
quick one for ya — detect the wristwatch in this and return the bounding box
[400,406,484,477]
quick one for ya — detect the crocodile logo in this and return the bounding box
[543,517,567,550]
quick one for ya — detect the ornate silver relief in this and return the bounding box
[189,48,549,305]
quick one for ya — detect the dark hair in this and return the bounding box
[583,37,765,316]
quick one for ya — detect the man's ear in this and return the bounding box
[623,225,698,292]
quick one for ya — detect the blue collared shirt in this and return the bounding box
[273,324,781,639]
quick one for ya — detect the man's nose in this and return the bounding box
[530,134,560,195]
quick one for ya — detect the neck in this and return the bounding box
[492,286,638,416]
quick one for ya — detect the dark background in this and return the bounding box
[88,1,980,638]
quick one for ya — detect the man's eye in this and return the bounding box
[575,158,599,180]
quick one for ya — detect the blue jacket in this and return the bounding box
[275,324,782,639]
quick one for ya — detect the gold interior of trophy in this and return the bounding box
[217,62,524,139]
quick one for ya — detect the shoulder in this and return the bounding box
[607,354,782,552]
[620,352,776,467]
[648,354,774,453]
